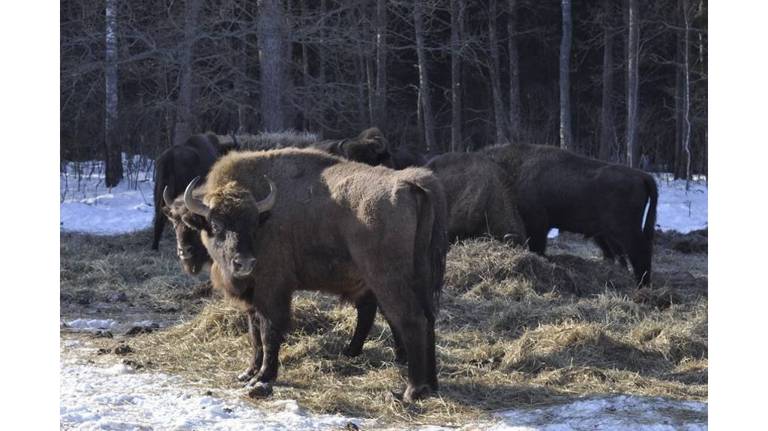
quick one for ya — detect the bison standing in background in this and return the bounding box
[181,148,448,402]
[427,152,526,244]
[483,143,658,285]
[151,133,238,250]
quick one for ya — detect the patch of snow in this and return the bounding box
[487,395,707,430]
[655,175,708,233]
[64,318,119,331]
[60,360,366,431]
[60,154,155,235]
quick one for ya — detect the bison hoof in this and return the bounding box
[342,345,362,357]
[403,384,432,403]
[246,381,273,398]
[237,368,257,382]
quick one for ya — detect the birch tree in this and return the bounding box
[104,0,122,187]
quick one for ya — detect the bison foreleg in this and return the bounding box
[245,297,291,397]
[238,309,263,382]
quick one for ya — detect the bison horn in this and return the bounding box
[255,177,277,213]
[162,186,175,207]
[183,176,210,218]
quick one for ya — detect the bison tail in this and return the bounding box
[642,174,658,243]
[409,179,449,320]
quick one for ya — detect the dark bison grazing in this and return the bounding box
[162,188,408,362]
[181,148,448,402]
[312,127,427,170]
[151,133,238,250]
[427,152,526,244]
[311,127,391,166]
[483,143,658,285]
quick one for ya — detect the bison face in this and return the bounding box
[184,177,276,280]
[162,199,210,275]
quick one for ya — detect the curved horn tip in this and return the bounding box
[162,186,174,207]
[183,176,210,217]
[255,176,277,213]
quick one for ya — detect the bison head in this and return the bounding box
[183,176,276,280]
[343,127,392,166]
[161,187,210,275]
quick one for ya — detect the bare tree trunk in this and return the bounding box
[414,1,436,152]
[258,0,285,132]
[104,0,122,187]
[488,0,507,144]
[450,0,464,152]
[374,0,387,129]
[559,0,572,151]
[598,0,615,161]
[300,0,310,130]
[355,40,369,127]
[366,55,375,125]
[625,0,640,167]
[174,0,202,145]
[682,0,692,188]
[674,46,683,179]
[507,0,521,143]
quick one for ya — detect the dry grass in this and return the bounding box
[89,236,709,425]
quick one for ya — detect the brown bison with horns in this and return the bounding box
[483,143,658,285]
[152,133,238,250]
[180,148,448,402]
[161,187,408,362]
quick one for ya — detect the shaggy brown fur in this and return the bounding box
[152,133,239,250]
[427,152,527,244]
[191,148,448,402]
[165,186,408,361]
[483,143,658,285]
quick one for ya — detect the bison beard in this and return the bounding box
[483,143,658,285]
[427,152,527,244]
[184,148,448,402]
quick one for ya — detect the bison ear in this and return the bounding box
[181,213,209,232]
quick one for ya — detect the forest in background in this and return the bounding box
[60,0,707,187]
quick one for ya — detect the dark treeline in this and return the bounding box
[61,0,707,187]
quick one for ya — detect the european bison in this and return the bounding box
[483,143,658,285]
[152,133,238,250]
[426,152,527,244]
[182,148,448,401]
[311,127,391,167]
[162,188,407,362]
[312,127,427,170]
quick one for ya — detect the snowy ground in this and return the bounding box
[61,337,706,431]
[60,157,708,237]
